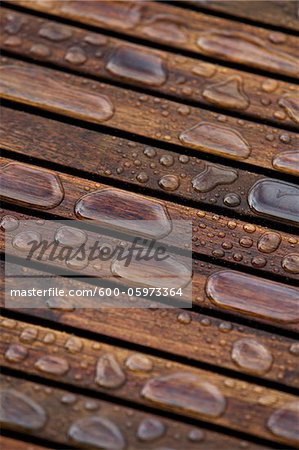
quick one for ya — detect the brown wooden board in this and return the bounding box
[6,0,299,79]
[1,8,299,128]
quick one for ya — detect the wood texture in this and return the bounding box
[0,318,298,446]
[186,0,299,32]
[7,0,299,78]
[0,437,49,450]
[1,8,299,128]
[1,58,299,174]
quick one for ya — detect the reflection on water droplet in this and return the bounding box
[0,389,47,431]
[191,163,238,193]
[5,344,28,363]
[141,372,226,417]
[160,155,174,167]
[257,232,281,253]
[278,94,299,125]
[231,338,273,374]
[106,46,167,86]
[248,179,299,225]
[206,270,299,323]
[196,31,299,76]
[39,23,72,41]
[125,354,153,372]
[223,193,241,207]
[95,354,126,389]
[65,336,83,353]
[177,311,192,324]
[267,401,299,443]
[0,215,19,231]
[282,253,299,274]
[12,231,41,252]
[137,418,165,441]
[0,162,64,209]
[179,122,251,159]
[75,188,171,239]
[272,151,299,176]
[55,226,87,247]
[144,147,157,158]
[261,79,279,93]
[203,76,249,110]
[289,342,299,356]
[65,46,87,65]
[188,428,205,442]
[141,15,187,44]
[35,355,69,375]
[158,174,180,191]
[68,416,126,450]
[20,327,38,343]
[251,256,267,268]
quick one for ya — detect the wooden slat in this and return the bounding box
[1,8,299,128]
[6,0,299,79]
[1,58,299,174]
[186,0,299,32]
[0,375,272,450]
[0,437,49,450]
[1,263,298,388]
[1,318,298,446]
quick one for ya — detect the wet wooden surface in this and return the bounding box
[0,2,298,450]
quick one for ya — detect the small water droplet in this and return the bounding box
[144,147,157,158]
[272,151,299,176]
[159,155,174,167]
[282,253,299,274]
[35,355,69,375]
[158,174,180,191]
[289,342,299,356]
[12,231,41,252]
[251,256,267,268]
[61,393,77,404]
[267,401,299,443]
[231,338,273,374]
[95,354,126,389]
[278,94,299,125]
[125,354,153,372]
[191,163,238,193]
[65,46,87,65]
[39,23,72,41]
[218,322,233,333]
[188,428,205,442]
[30,43,51,57]
[84,34,108,46]
[20,327,38,343]
[136,172,149,183]
[223,193,241,207]
[137,418,165,441]
[177,311,192,324]
[55,226,87,247]
[65,336,83,353]
[3,36,22,47]
[5,344,28,362]
[0,215,19,231]
[261,79,278,93]
[257,232,281,253]
[239,237,253,248]
[203,76,249,110]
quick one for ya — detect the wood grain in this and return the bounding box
[1,8,299,128]
[6,0,299,78]
[0,437,49,450]
[186,0,299,32]
[1,319,298,446]
[1,58,299,173]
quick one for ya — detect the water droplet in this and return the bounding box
[0,65,114,123]
[243,224,256,233]
[289,342,299,356]
[65,46,87,65]
[106,46,167,86]
[61,393,77,404]
[158,174,180,191]
[203,76,249,110]
[218,322,233,333]
[261,79,278,93]
[191,163,238,193]
[137,418,165,441]
[231,338,273,374]
[95,354,126,389]
[267,401,299,443]
[136,172,149,183]
[272,151,299,176]
[0,162,64,209]
[144,147,157,158]
[30,43,51,57]
[3,36,22,47]
[239,237,253,248]
[179,122,251,159]
[278,94,299,124]
[257,232,281,253]
[251,256,267,268]
[55,226,87,247]
[84,34,108,46]
[68,416,126,450]
[282,253,299,274]
[248,179,299,225]
[20,327,38,343]
[188,428,205,442]
[179,155,189,163]
[0,215,19,231]
[43,332,56,344]
[223,193,241,207]
[35,355,69,375]
[75,188,171,239]
[12,231,41,252]
[65,336,83,353]
[141,16,187,44]
[192,64,216,78]
[38,23,72,41]
[125,354,153,372]
[159,155,174,167]
[206,270,299,323]
[177,311,192,324]
[0,389,47,431]
[141,372,226,417]
[4,13,25,34]
[5,344,28,362]
[196,31,298,76]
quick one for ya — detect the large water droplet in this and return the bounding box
[179,122,251,159]
[278,94,299,124]
[203,76,249,110]
[191,163,238,193]
[65,46,87,65]
[272,151,299,176]
[35,355,69,375]
[95,354,126,389]
[231,338,273,374]
[257,232,281,253]
[12,231,41,252]
[282,253,299,274]
[0,65,114,123]
[68,416,126,450]
[55,226,87,247]
[38,23,72,41]
[125,354,153,372]
[206,270,299,323]
[267,401,299,443]
[196,31,299,76]
[137,418,165,441]
[158,174,180,191]
[0,389,47,431]
[248,179,299,225]
[141,372,226,417]
[106,46,167,86]
[0,162,64,209]
[0,215,19,231]
[75,188,171,239]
